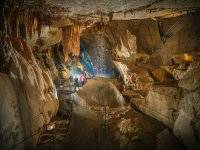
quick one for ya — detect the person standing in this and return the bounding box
[80,74,85,86]
[74,76,79,91]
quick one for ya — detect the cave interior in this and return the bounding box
[0,0,200,150]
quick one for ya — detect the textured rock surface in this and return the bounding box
[0,34,11,71]
[0,37,58,149]
[174,62,200,150]
[113,61,153,92]
[156,129,183,150]
[78,78,125,108]
[150,13,200,66]
[45,0,200,21]
[80,13,200,149]
[151,68,173,83]
[143,85,180,127]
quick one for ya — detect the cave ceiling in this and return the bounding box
[5,0,200,26]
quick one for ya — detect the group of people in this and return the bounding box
[69,72,88,91]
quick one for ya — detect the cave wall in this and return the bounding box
[150,13,200,66]
[143,85,180,127]
[0,35,58,149]
[174,61,200,150]
[81,12,200,149]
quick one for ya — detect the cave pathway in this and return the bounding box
[59,105,110,150]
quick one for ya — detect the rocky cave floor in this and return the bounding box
[34,78,184,150]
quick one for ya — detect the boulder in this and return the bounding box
[117,118,141,134]
[79,78,125,108]
[174,107,200,150]
[174,62,200,150]
[151,68,173,82]
[156,129,184,150]
[113,61,153,92]
[172,53,193,65]
[143,85,180,127]
[172,52,200,65]
[178,66,200,91]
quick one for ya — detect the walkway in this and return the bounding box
[59,106,107,150]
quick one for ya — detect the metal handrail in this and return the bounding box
[7,79,76,149]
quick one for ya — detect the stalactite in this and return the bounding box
[6,15,11,35]
[108,12,113,22]
[15,15,20,37]
[62,26,69,61]
[96,22,105,32]
[33,17,38,34]
[62,24,80,61]
[27,13,33,39]
[1,2,46,41]
[0,0,5,31]
[19,23,27,40]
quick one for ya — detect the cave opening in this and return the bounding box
[1,1,200,150]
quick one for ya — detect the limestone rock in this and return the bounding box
[161,65,188,81]
[178,65,200,91]
[136,19,162,54]
[122,89,144,99]
[118,118,140,135]
[79,78,125,108]
[174,62,200,150]
[0,73,26,150]
[0,37,59,149]
[151,68,173,82]
[172,52,200,65]
[161,65,177,74]
[172,69,186,80]
[45,55,58,79]
[156,129,183,150]
[113,61,153,92]
[174,108,200,150]
[150,14,200,66]
[143,85,180,127]
[0,35,11,71]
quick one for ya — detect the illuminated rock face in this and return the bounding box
[0,37,58,149]
[144,85,180,127]
[150,14,200,66]
[174,61,200,150]
[62,25,80,61]
[113,61,153,92]
[80,78,125,108]
[81,14,200,149]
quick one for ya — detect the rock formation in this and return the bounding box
[0,35,58,149]
[1,0,200,150]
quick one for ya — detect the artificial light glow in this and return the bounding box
[47,123,56,131]
[183,54,193,62]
